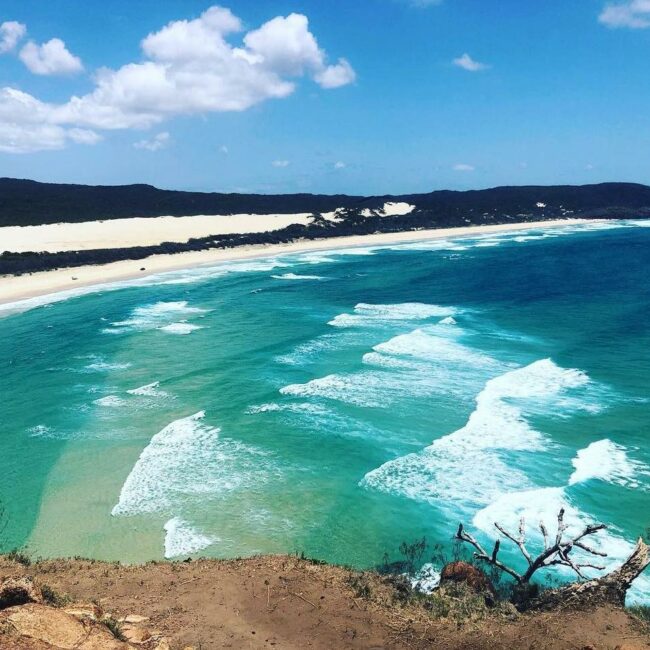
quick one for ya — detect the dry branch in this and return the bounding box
[456,509,608,585]
[455,510,650,611]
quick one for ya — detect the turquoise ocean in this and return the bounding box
[1,220,649,603]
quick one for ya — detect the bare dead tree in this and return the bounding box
[455,508,650,610]
[456,508,607,584]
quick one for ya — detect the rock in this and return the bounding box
[439,562,496,595]
[120,614,149,624]
[65,602,103,621]
[0,603,131,649]
[122,623,152,644]
[154,639,172,650]
[0,577,42,609]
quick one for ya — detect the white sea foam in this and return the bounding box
[362,359,596,507]
[93,395,127,407]
[112,411,272,517]
[292,252,338,264]
[362,445,533,507]
[271,273,324,280]
[372,329,496,369]
[127,381,167,397]
[569,439,647,489]
[105,301,207,334]
[284,323,501,406]
[328,302,456,328]
[147,258,289,286]
[387,239,469,252]
[438,316,457,325]
[275,333,348,366]
[246,402,329,415]
[163,517,217,558]
[280,373,388,407]
[28,424,54,437]
[81,355,131,372]
[410,564,441,594]
[158,322,203,335]
[361,351,418,370]
[473,240,502,248]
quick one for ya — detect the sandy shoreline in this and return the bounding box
[0,219,585,309]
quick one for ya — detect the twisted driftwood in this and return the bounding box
[455,509,649,610]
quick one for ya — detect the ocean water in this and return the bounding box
[1,220,649,603]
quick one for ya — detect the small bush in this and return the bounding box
[103,617,126,641]
[629,605,650,623]
[40,584,71,608]
[348,573,372,599]
[6,549,31,567]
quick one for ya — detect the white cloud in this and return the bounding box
[314,58,356,88]
[133,131,170,151]
[272,159,290,167]
[68,128,103,145]
[19,38,84,75]
[334,161,346,169]
[452,53,489,72]
[0,87,100,153]
[0,21,26,54]
[453,163,475,171]
[0,6,355,153]
[599,0,650,28]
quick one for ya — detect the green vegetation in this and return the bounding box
[40,584,71,608]
[628,605,650,623]
[6,549,32,567]
[103,616,126,641]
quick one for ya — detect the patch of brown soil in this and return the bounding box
[0,554,648,649]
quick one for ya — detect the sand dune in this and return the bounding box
[0,213,314,253]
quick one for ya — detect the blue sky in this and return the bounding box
[0,0,649,195]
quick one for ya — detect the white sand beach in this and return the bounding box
[0,219,585,308]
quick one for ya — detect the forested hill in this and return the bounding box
[1,178,650,227]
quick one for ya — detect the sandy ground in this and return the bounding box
[0,213,314,253]
[0,219,585,309]
[0,554,647,649]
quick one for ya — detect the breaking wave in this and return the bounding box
[569,439,649,489]
[127,381,167,398]
[112,411,273,517]
[104,301,208,334]
[361,359,599,506]
[328,302,457,328]
[163,517,217,559]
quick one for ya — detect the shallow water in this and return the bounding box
[0,220,649,603]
